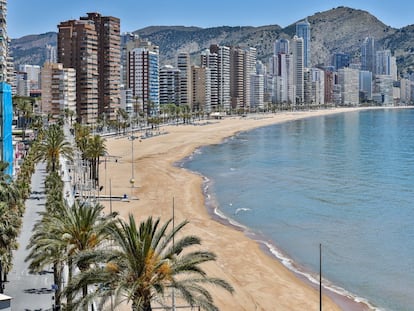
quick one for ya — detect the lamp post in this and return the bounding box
[129,129,136,197]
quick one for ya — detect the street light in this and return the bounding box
[129,131,136,197]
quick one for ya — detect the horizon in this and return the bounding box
[8,1,414,39]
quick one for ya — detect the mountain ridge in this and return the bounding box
[9,6,414,73]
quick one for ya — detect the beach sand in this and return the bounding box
[99,108,371,311]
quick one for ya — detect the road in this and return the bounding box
[5,163,55,311]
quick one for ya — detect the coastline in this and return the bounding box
[100,107,377,310]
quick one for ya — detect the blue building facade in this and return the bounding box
[296,19,311,68]
[0,83,13,177]
[148,50,159,115]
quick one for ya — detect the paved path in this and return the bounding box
[5,163,54,311]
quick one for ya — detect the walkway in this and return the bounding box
[5,162,54,311]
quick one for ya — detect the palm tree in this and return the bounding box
[65,215,234,311]
[85,135,107,188]
[13,96,34,141]
[35,123,73,172]
[74,123,91,159]
[27,200,116,310]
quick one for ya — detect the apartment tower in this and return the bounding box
[291,35,304,104]
[177,53,192,108]
[58,13,120,124]
[127,46,160,116]
[41,62,76,117]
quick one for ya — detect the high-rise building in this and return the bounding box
[399,78,411,104]
[177,53,192,108]
[338,68,359,106]
[229,46,256,110]
[296,19,311,68]
[127,47,160,116]
[15,71,29,97]
[359,70,373,102]
[19,64,41,90]
[323,68,335,105]
[361,37,376,74]
[373,75,394,105]
[250,74,264,109]
[0,0,8,82]
[200,49,218,110]
[45,44,57,63]
[332,53,350,70]
[192,66,211,113]
[291,36,304,104]
[311,68,325,106]
[274,38,289,55]
[120,32,140,88]
[159,65,180,106]
[376,50,392,76]
[81,13,120,120]
[58,13,120,124]
[41,62,76,117]
[209,44,231,111]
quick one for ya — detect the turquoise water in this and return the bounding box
[183,109,414,311]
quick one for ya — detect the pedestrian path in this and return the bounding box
[5,162,54,311]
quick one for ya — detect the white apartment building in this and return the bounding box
[291,36,304,104]
[41,62,76,117]
[177,53,192,108]
[338,68,359,106]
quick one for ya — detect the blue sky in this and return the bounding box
[8,0,414,38]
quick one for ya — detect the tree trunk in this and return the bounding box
[53,261,63,310]
[132,300,152,311]
[66,257,73,310]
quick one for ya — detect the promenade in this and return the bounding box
[5,162,54,311]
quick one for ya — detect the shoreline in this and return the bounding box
[191,165,375,311]
[100,107,385,310]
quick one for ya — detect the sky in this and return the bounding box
[7,0,414,39]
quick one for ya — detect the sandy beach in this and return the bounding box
[100,108,372,311]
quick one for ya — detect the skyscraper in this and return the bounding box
[58,13,120,124]
[332,53,350,70]
[375,50,392,76]
[296,19,311,68]
[209,44,231,111]
[159,65,180,106]
[192,66,211,113]
[229,46,256,110]
[338,68,359,106]
[177,53,192,108]
[127,47,160,116]
[0,0,8,82]
[291,35,304,104]
[361,37,376,74]
[200,49,218,110]
[274,38,289,55]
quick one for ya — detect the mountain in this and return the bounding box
[11,32,57,68]
[9,7,414,73]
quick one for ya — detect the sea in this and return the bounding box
[182,108,414,311]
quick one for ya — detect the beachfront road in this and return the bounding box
[5,163,55,311]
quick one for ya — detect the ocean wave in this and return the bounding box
[234,207,251,215]
[259,240,384,311]
[201,174,381,311]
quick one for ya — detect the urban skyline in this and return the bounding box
[8,1,414,39]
